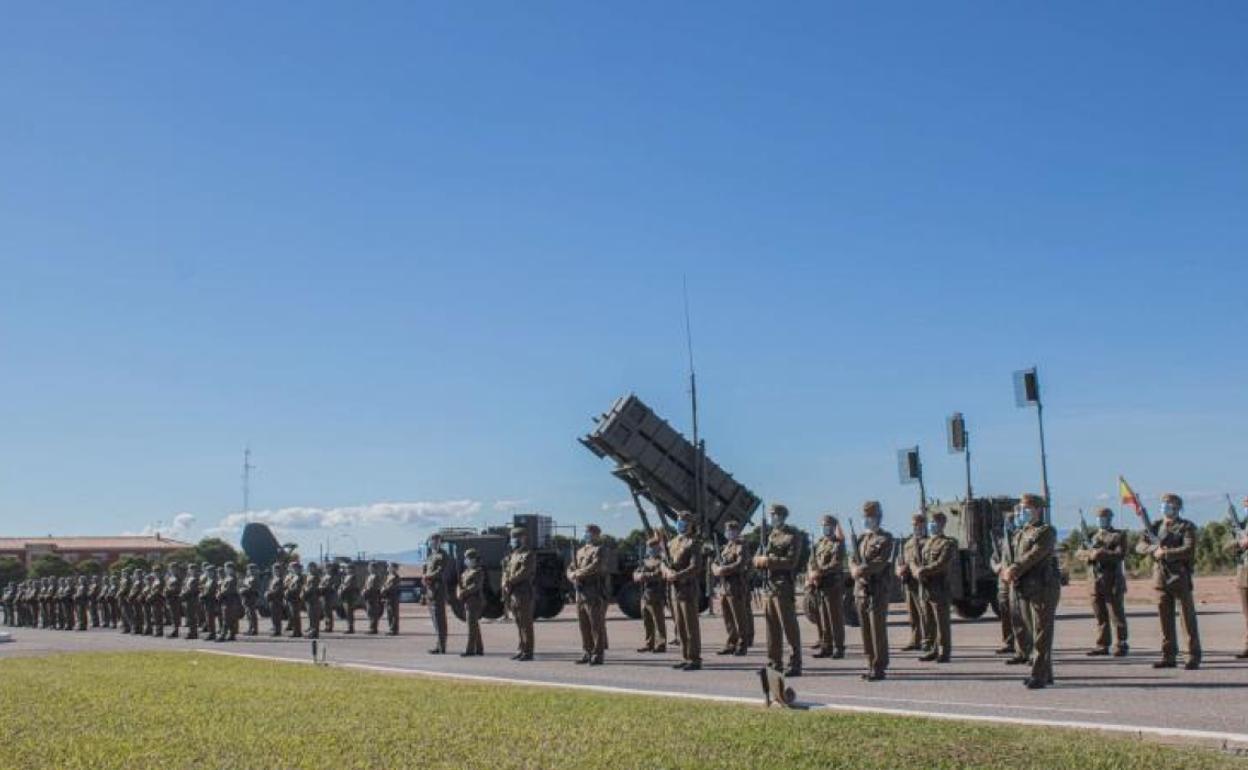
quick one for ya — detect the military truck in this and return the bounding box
[924,495,1020,619]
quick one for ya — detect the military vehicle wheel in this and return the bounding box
[449,598,466,622]
[534,590,564,620]
[953,599,989,620]
[615,582,641,620]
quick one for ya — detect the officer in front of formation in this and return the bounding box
[1136,492,1201,670]
[501,526,536,660]
[1075,507,1129,656]
[567,524,608,665]
[1000,493,1060,689]
[806,514,845,659]
[851,500,894,682]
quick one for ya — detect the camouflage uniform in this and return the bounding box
[181,564,201,640]
[338,564,359,634]
[241,564,261,636]
[264,564,286,636]
[200,565,220,641]
[321,563,341,633]
[383,563,401,636]
[363,561,384,635]
[303,563,323,639]
[164,565,184,638]
[283,563,304,638]
[74,576,90,631]
[501,528,536,660]
[88,574,102,627]
[218,564,242,642]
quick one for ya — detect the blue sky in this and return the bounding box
[2,3,1245,556]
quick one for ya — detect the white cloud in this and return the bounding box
[492,499,530,512]
[599,499,633,512]
[203,500,481,539]
[127,512,197,541]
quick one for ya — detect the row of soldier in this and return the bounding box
[1,559,405,642]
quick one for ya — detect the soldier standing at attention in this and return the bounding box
[241,564,261,636]
[633,534,668,653]
[338,563,360,634]
[201,565,221,641]
[713,519,753,656]
[303,562,323,640]
[991,508,1022,656]
[264,563,285,637]
[1136,492,1201,670]
[364,561,385,634]
[322,562,341,633]
[74,575,90,631]
[163,564,183,638]
[916,511,957,663]
[131,570,150,635]
[88,574,102,628]
[502,526,536,660]
[383,562,401,636]
[664,511,704,671]
[116,570,132,633]
[218,562,242,642]
[754,503,802,677]
[1001,494,1060,689]
[151,568,168,637]
[1076,507,1129,656]
[808,514,846,659]
[457,548,485,656]
[423,535,449,652]
[182,563,201,640]
[284,562,305,638]
[898,513,932,653]
[568,524,608,665]
[1226,497,1248,659]
[851,500,894,682]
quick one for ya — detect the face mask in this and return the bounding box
[822,526,834,537]
[676,520,689,535]
[726,529,740,541]
[465,559,477,568]
[583,533,594,544]
[1016,509,1033,526]
[864,517,880,533]
[1098,516,1112,529]
[928,523,942,537]
[769,515,783,528]
[1161,504,1177,519]
[647,546,660,557]
[510,538,520,550]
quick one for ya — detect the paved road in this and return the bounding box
[4,599,1247,746]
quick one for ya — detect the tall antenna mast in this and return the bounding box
[242,446,255,515]
[682,275,698,447]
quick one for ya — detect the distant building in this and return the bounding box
[0,535,193,569]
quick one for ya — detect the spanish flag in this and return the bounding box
[1118,476,1144,513]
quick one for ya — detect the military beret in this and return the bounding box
[819,514,838,526]
[510,527,528,537]
[911,512,927,524]
[862,500,883,516]
[1019,493,1046,508]
[585,524,602,535]
[1161,492,1183,508]
[768,504,789,518]
[931,511,947,524]
[1095,507,1113,517]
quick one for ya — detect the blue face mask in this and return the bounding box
[582,532,593,545]
[864,517,880,532]
[1016,508,1033,526]
[928,523,940,537]
[1098,516,1112,530]
[822,526,834,537]
[769,515,783,528]
[726,529,740,541]
[510,538,521,549]
[676,520,689,535]
[647,546,660,557]
[1161,504,1177,519]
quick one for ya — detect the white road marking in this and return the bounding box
[802,691,1109,715]
[194,649,1248,747]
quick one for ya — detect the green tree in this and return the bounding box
[110,556,152,574]
[29,554,73,578]
[195,538,239,567]
[73,558,104,576]
[0,556,26,585]
[162,548,200,566]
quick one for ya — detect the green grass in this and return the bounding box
[0,652,1242,770]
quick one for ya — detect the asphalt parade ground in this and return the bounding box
[5,590,1248,749]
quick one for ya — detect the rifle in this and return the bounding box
[1226,494,1245,540]
[848,520,863,566]
[757,504,771,592]
[1078,509,1100,579]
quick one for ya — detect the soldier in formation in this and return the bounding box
[712,518,752,656]
[632,533,668,653]
[897,513,933,653]
[1136,492,1201,670]
[1075,507,1128,656]
[664,510,703,671]
[807,514,845,659]
[754,504,802,676]
[422,535,448,653]
[852,500,894,681]
[1000,493,1060,689]
[915,511,956,663]
[383,562,401,636]
[339,561,360,634]
[1227,497,1248,659]
[303,562,323,640]
[321,562,341,634]
[568,524,608,665]
[241,563,261,636]
[457,548,485,656]
[502,525,536,660]
[364,560,385,635]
